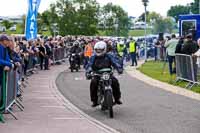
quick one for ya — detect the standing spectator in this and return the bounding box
[160,40,166,61]
[44,41,51,70]
[39,41,46,70]
[193,38,200,67]
[8,38,22,97]
[7,38,21,67]
[84,40,93,68]
[182,34,198,81]
[0,35,13,99]
[0,35,13,69]
[153,38,158,61]
[181,34,198,55]
[22,41,29,76]
[164,34,178,75]
[175,36,184,54]
[31,41,39,70]
[129,38,137,66]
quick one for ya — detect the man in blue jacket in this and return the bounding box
[0,35,13,107]
[0,35,13,89]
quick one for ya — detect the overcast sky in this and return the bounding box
[0,0,193,17]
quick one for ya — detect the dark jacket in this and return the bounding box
[70,46,82,54]
[7,48,21,63]
[86,53,122,73]
[39,46,46,57]
[175,40,184,54]
[45,44,52,56]
[181,40,198,55]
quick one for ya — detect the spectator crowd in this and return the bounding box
[1,32,200,102]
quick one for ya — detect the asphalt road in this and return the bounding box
[56,69,200,133]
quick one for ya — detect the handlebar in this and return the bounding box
[90,69,113,77]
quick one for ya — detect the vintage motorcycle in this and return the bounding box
[91,68,114,118]
[69,53,80,72]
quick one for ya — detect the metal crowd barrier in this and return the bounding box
[175,54,199,89]
[0,68,24,123]
[25,48,67,70]
[0,70,6,122]
[0,47,67,123]
[27,54,40,73]
[53,47,66,63]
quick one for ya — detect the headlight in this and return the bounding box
[101,73,110,80]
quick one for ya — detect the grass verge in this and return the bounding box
[128,29,152,36]
[138,61,200,94]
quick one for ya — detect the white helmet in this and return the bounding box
[94,41,107,56]
[73,40,79,47]
[119,40,124,45]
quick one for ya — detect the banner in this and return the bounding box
[25,0,41,40]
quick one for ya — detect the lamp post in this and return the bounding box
[142,0,149,62]
[199,0,200,14]
[150,18,155,34]
[114,18,119,37]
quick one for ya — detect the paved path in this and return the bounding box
[56,67,200,133]
[0,65,117,133]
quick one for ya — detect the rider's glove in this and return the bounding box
[85,72,92,80]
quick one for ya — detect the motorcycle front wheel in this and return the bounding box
[106,90,113,118]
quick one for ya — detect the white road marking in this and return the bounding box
[52,117,85,120]
[40,106,65,109]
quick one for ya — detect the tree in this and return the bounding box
[38,4,59,36]
[73,0,100,35]
[167,5,190,22]
[138,11,149,22]
[45,0,99,36]
[38,6,59,35]
[100,3,130,36]
[1,20,12,29]
[190,0,199,14]
[167,0,200,21]
[39,0,129,36]
[153,17,174,34]
[147,12,162,22]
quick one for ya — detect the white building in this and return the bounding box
[0,24,6,32]
[0,16,23,23]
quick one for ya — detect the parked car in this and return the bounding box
[0,26,6,32]
[134,22,146,29]
[9,25,16,31]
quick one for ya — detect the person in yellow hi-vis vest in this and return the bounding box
[129,38,137,66]
[117,40,126,68]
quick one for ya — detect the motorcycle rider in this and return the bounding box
[69,40,82,69]
[117,40,126,68]
[86,41,123,107]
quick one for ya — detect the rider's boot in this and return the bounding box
[91,102,99,107]
[115,99,122,105]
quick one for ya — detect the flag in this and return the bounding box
[25,0,41,40]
